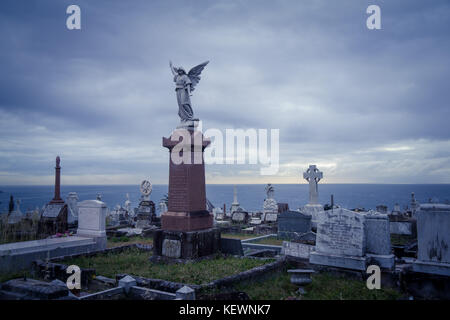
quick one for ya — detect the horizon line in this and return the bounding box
[1,182,450,187]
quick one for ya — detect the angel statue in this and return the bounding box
[169,60,209,123]
[265,183,275,199]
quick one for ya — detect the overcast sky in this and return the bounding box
[0,0,449,185]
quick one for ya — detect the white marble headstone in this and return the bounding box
[77,200,107,238]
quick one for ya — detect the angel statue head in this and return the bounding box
[170,60,209,123]
[177,67,186,75]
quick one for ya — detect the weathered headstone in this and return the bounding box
[278,210,312,241]
[412,204,450,276]
[310,208,367,270]
[264,213,278,223]
[365,211,395,269]
[232,210,248,223]
[249,217,262,225]
[162,239,182,258]
[136,180,156,229]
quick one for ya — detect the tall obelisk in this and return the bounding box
[50,156,64,204]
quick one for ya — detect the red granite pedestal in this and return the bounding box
[151,125,221,262]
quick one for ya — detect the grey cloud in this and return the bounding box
[0,0,449,184]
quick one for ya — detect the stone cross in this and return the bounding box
[303,165,323,205]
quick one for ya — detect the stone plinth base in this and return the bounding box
[412,260,450,276]
[309,251,367,271]
[301,204,324,229]
[151,228,220,262]
[161,211,213,232]
[367,253,395,270]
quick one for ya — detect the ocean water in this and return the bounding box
[0,184,449,215]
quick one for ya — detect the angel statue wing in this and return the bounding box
[188,61,209,91]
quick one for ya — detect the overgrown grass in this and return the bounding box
[235,271,298,300]
[63,248,273,285]
[0,270,34,283]
[303,273,402,300]
[236,271,402,300]
[107,236,153,248]
[0,218,40,244]
[221,233,256,240]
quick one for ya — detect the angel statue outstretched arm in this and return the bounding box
[169,60,209,122]
[169,61,177,76]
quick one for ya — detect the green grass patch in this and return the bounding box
[106,236,153,248]
[0,270,34,283]
[251,236,284,246]
[303,273,402,300]
[63,248,273,285]
[236,271,402,300]
[390,234,416,246]
[235,271,298,300]
[221,233,256,240]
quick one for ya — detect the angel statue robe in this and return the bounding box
[174,74,193,121]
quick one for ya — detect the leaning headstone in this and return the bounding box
[310,207,367,270]
[412,204,450,276]
[364,211,395,269]
[77,200,107,249]
[278,210,312,241]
